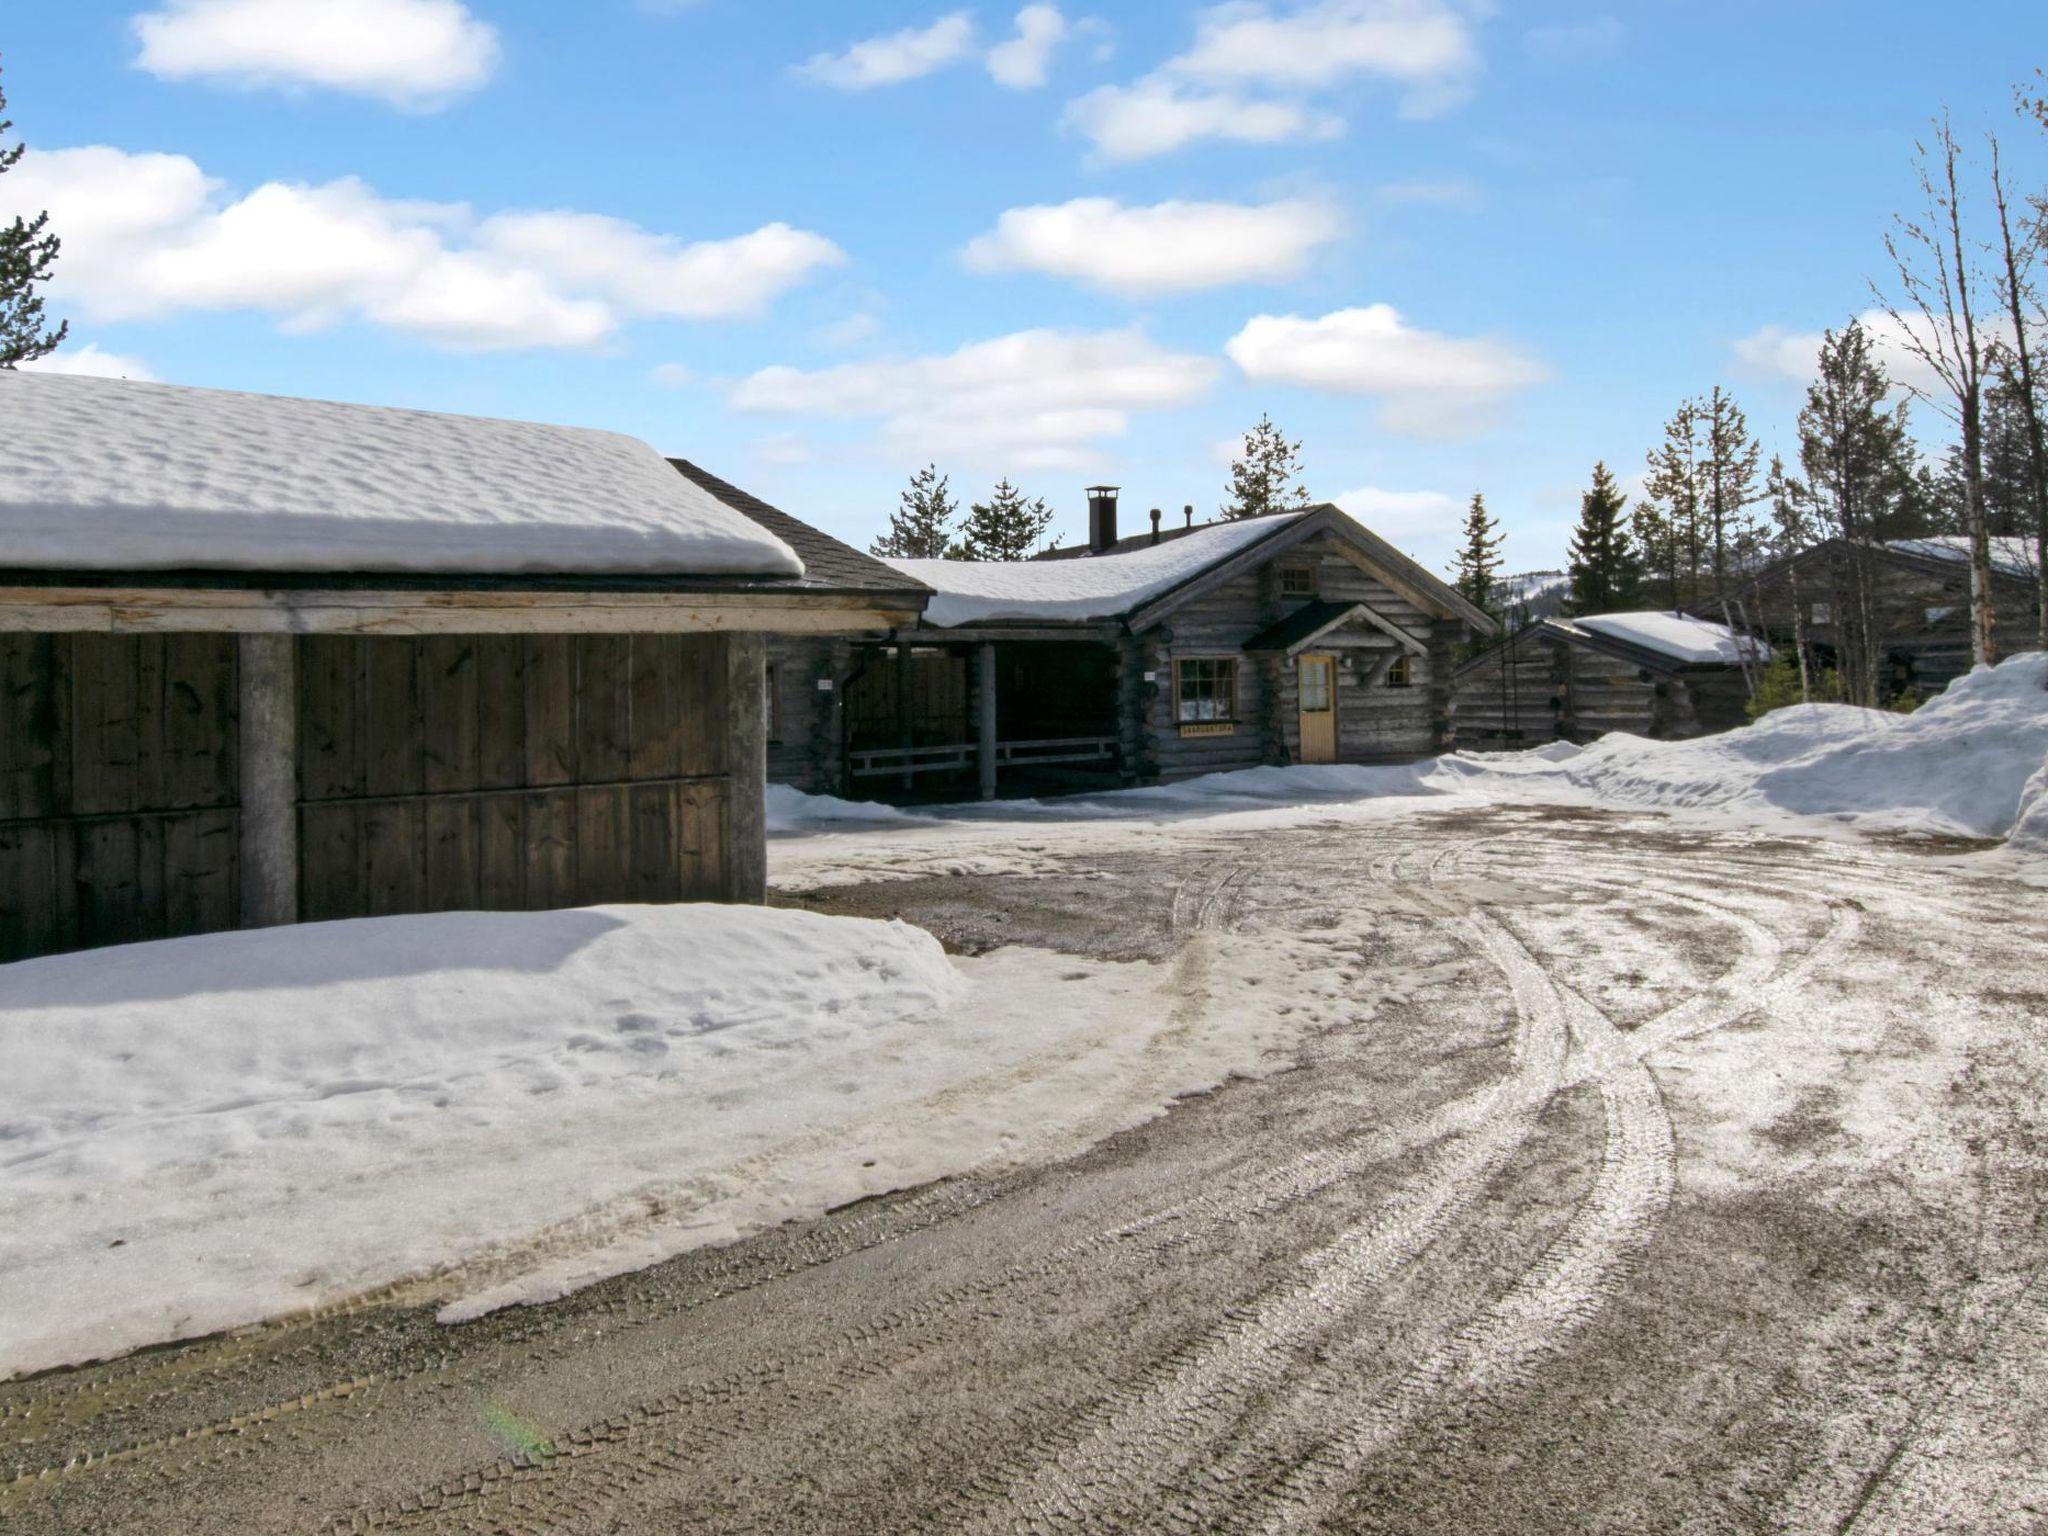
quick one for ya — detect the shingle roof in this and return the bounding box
[669,460,933,601]
[1242,600,1369,654]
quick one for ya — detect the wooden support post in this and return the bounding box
[897,640,914,793]
[237,633,299,929]
[725,631,768,903]
[977,642,998,800]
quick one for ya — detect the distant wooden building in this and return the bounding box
[1742,536,2040,699]
[1453,612,1763,749]
[769,492,1495,801]
[0,373,927,962]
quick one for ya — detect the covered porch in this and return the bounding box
[841,630,1129,802]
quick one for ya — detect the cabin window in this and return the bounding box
[1925,604,1956,628]
[1279,564,1318,600]
[1175,657,1238,730]
[1384,654,1415,688]
[1810,602,1832,625]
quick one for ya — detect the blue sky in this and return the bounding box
[5,1,2044,573]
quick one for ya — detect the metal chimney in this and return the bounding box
[1087,485,1120,554]
[1149,507,1162,545]
[1183,504,1195,528]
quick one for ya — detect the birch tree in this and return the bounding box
[1876,113,1999,667]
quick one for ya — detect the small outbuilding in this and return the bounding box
[1454,611,1766,749]
[0,372,927,962]
[768,491,1496,801]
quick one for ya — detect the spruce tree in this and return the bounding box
[1222,414,1312,518]
[954,478,1052,562]
[0,56,67,367]
[1641,398,1703,609]
[1698,385,1764,608]
[1452,491,1505,616]
[1563,461,1643,616]
[870,464,959,559]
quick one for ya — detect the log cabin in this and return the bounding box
[1453,612,1765,749]
[0,372,928,962]
[1740,536,2041,700]
[767,489,1496,801]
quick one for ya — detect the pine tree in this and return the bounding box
[953,478,1052,562]
[1698,385,1764,610]
[1563,461,1643,616]
[1798,322,1918,706]
[1641,398,1703,609]
[1222,414,1312,519]
[870,464,959,559]
[1451,491,1505,616]
[0,57,68,367]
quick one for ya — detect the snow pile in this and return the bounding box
[1573,611,1770,666]
[1999,758,2048,857]
[0,902,1319,1376]
[765,782,930,832]
[887,511,1305,626]
[0,371,803,576]
[1889,535,2040,580]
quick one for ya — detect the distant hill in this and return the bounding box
[1497,569,1569,625]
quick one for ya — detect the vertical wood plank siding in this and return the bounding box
[294,633,734,923]
[0,630,750,962]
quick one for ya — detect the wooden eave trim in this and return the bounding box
[0,585,924,636]
[904,621,1124,644]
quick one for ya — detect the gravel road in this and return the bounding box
[4,803,2044,1534]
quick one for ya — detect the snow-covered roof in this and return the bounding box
[0,371,803,578]
[887,511,1305,627]
[1887,536,2039,580]
[1572,611,1769,666]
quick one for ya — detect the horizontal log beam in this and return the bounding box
[0,587,917,637]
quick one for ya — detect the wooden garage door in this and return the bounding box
[295,633,731,922]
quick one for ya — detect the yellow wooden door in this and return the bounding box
[1297,654,1337,763]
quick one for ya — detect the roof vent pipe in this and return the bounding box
[1149,507,1162,545]
[1183,504,1194,529]
[1087,485,1120,554]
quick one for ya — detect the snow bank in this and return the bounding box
[1574,611,1769,666]
[0,371,802,576]
[886,511,1304,626]
[2010,760,2048,857]
[0,903,1319,1377]
[765,782,930,833]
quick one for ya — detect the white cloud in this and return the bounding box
[1333,484,1462,538]
[18,343,159,381]
[731,327,1218,470]
[1730,308,1963,400]
[1375,176,1482,208]
[1066,0,1480,160]
[648,363,694,388]
[1227,303,1548,435]
[797,12,977,89]
[131,0,498,108]
[1172,0,1478,105]
[1063,78,1339,161]
[813,310,884,349]
[476,213,844,320]
[987,4,1069,88]
[1,145,840,353]
[962,197,1340,296]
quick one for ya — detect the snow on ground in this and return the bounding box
[0,371,802,576]
[885,511,1303,626]
[772,654,2048,882]
[0,903,1324,1378]
[1573,611,1770,665]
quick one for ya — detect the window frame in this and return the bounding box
[1383,653,1415,689]
[1278,563,1319,600]
[1174,655,1240,734]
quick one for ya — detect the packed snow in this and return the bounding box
[1888,535,2040,580]
[1572,611,1771,665]
[0,371,803,577]
[886,511,1305,626]
[0,902,1319,1377]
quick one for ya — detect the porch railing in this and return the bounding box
[850,735,1119,779]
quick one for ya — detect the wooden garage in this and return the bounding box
[0,372,927,962]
